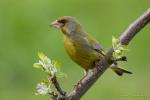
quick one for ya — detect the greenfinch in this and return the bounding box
[50,16,132,76]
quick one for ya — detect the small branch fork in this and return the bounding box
[50,8,150,100]
[48,75,66,100]
[51,76,66,96]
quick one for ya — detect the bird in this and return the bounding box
[50,16,132,76]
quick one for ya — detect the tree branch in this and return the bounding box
[54,8,150,100]
[68,8,150,100]
[120,8,150,45]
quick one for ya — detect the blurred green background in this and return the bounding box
[0,0,150,100]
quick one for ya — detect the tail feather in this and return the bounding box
[111,67,132,76]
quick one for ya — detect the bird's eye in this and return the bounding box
[57,19,66,24]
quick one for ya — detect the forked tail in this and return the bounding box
[111,67,132,76]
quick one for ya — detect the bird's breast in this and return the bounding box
[64,35,99,70]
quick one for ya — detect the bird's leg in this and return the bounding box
[83,69,88,76]
[75,70,88,87]
[81,69,89,81]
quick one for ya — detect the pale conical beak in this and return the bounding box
[49,20,62,29]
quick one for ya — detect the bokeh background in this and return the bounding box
[0,0,150,100]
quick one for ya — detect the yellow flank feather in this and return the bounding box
[64,35,100,70]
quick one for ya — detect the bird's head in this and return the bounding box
[50,16,84,35]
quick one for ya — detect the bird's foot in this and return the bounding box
[111,56,127,64]
[74,76,85,88]
[74,70,89,88]
[115,56,127,61]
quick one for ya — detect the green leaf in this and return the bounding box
[112,36,118,49]
[33,63,43,69]
[52,60,61,71]
[53,60,61,67]
[38,52,45,60]
[118,45,128,51]
[42,79,51,85]
[34,52,67,78]
[56,72,67,78]
[112,36,129,59]
[34,52,68,97]
[38,52,51,65]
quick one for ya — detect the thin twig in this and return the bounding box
[51,76,66,96]
[48,75,66,100]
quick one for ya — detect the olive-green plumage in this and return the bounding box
[64,32,101,70]
[50,16,132,75]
